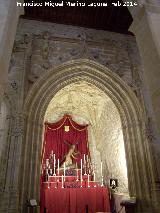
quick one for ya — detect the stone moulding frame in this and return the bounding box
[21,59,156,212]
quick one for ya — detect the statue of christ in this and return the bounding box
[60,141,79,169]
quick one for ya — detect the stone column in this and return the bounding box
[0,0,24,103]
[130,2,160,212]
[0,113,25,213]
[0,1,25,209]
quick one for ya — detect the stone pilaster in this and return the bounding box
[130,2,160,212]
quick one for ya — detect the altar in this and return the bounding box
[42,184,110,213]
[41,170,110,213]
[40,115,111,213]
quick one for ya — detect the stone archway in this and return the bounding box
[21,59,156,212]
[44,81,129,194]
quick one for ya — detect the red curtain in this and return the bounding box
[41,114,89,168]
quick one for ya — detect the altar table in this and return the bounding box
[41,184,110,213]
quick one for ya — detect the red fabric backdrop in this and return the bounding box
[42,114,89,168]
[40,115,111,213]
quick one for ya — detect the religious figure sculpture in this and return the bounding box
[60,144,79,169]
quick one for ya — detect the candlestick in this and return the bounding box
[84,154,87,175]
[86,155,88,174]
[45,168,49,182]
[58,159,59,176]
[62,175,64,188]
[84,165,87,175]
[46,159,49,168]
[48,182,50,189]
[64,162,66,181]
[53,154,55,176]
[81,159,83,181]
[53,158,56,176]
[76,168,79,181]
[101,175,104,187]
[46,168,48,175]
[88,174,90,187]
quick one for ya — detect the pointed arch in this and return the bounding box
[21,59,155,212]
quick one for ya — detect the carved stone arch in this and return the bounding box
[21,59,155,212]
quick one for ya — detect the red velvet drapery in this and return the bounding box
[42,114,89,168]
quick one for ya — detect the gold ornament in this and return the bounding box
[64,125,70,132]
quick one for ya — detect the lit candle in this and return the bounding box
[101,161,103,176]
[58,159,59,176]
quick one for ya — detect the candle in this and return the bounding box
[101,176,104,187]
[53,158,56,176]
[93,172,96,187]
[84,154,87,175]
[76,168,79,181]
[46,168,48,175]
[81,159,83,181]
[88,174,90,187]
[101,161,103,176]
[62,175,64,188]
[53,154,55,175]
[64,162,66,181]
[58,159,59,176]
[46,159,49,168]
[54,154,55,163]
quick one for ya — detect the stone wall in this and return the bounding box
[13,18,143,101]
